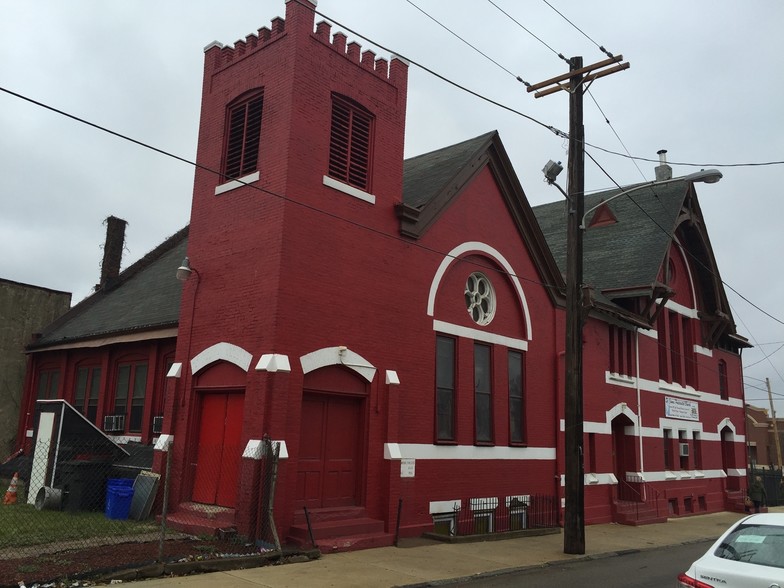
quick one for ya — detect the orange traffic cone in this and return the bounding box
[3,472,19,505]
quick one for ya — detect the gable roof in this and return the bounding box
[533,178,749,347]
[398,131,565,304]
[28,226,188,350]
[534,180,688,293]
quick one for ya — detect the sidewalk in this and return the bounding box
[124,508,783,587]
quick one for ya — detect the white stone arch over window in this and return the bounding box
[606,402,638,431]
[717,417,737,438]
[300,347,376,382]
[427,241,532,341]
[191,342,253,375]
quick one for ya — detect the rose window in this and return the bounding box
[465,272,496,325]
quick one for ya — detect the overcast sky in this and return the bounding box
[2,1,783,415]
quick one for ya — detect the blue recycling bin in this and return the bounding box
[105,478,134,520]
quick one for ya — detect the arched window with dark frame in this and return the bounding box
[328,93,374,191]
[223,90,264,180]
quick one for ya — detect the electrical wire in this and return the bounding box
[540,0,614,59]
[0,85,559,296]
[485,0,566,62]
[582,147,784,329]
[404,0,523,81]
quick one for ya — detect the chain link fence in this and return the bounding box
[0,437,282,586]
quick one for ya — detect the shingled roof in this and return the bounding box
[533,180,689,293]
[28,227,188,350]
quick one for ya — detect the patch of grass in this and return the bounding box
[1,504,158,549]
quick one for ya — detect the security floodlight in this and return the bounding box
[543,160,563,183]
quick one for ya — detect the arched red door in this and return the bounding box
[296,393,362,509]
[192,392,244,507]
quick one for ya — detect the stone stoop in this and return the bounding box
[613,500,668,526]
[287,506,394,553]
[164,502,237,537]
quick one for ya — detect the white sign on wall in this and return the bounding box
[400,458,416,478]
[665,396,699,421]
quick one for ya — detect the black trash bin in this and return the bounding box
[58,461,109,512]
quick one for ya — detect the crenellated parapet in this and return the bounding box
[203,0,407,86]
[312,19,407,84]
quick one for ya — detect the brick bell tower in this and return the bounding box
[165,0,408,527]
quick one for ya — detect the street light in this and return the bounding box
[580,169,723,229]
[543,165,722,553]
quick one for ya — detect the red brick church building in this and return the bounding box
[16,0,750,549]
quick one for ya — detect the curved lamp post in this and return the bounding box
[580,169,723,229]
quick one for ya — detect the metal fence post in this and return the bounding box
[157,445,172,561]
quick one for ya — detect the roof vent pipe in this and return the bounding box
[655,149,672,181]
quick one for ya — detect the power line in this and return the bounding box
[485,0,566,62]
[0,85,560,297]
[404,0,523,81]
[6,5,782,337]
[540,0,614,59]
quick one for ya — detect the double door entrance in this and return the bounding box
[296,393,363,509]
[192,392,243,508]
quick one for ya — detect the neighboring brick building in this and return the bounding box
[746,404,784,469]
[0,279,70,458]
[16,0,751,551]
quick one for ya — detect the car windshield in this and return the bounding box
[714,523,784,569]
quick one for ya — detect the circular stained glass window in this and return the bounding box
[465,272,496,325]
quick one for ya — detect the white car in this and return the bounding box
[677,512,784,587]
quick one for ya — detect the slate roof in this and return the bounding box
[403,131,497,209]
[29,226,188,349]
[533,180,689,293]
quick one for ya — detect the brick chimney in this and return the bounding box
[99,216,127,290]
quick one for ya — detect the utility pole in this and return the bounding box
[528,54,629,555]
[766,378,783,471]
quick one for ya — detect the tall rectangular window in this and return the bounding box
[682,316,696,387]
[508,350,524,444]
[36,369,59,400]
[692,431,703,470]
[474,343,492,444]
[74,366,101,424]
[609,327,634,377]
[129,364,148,432]
[657,313,668,381]
[663,428,673,470]
[718,360,728,400]
[678,430,688,470]
[436,336,456,442]
[114,362,148,433]
[328,94,373,191]
[669,311,682,384]
[224,91,264,180]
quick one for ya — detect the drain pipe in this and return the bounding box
[635,329,645,500]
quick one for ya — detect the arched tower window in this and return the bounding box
[224,90,264,180]
[328,93,374,191]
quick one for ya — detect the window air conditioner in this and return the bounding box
[679,442,690,457]
[103,414,125,433]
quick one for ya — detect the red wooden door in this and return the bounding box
[192,393,244,507]
[296,394,361,509]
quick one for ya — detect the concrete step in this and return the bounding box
[164,502,236,537]
[308,531,395,553]
[288,516,385,541]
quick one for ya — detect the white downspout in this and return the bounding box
[635,329,645,499]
